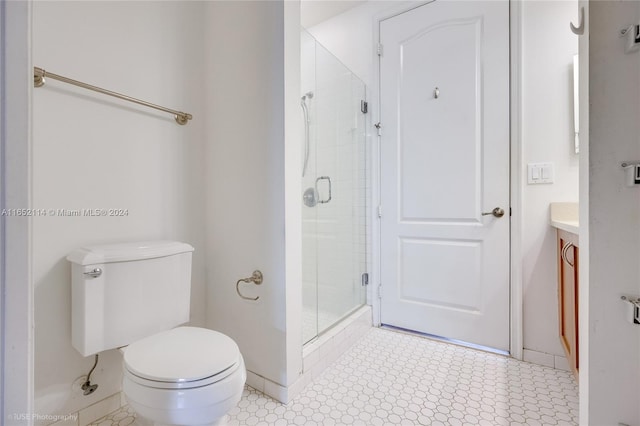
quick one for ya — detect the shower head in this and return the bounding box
[301,91,314,101]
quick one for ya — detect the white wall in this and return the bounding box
[521,1,579,357]
[306,1,399,89]
[32,1,206,417]
[308,0,579,357]
[1,0,34,422]
[31,0,304,416]
[587,2,640,424]
[284,0,304,390]
[203,0,303,390]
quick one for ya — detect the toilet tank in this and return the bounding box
[67,240,194,357]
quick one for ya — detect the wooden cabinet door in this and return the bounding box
[558,230,579,379]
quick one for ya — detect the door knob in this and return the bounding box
[482,207,505,218]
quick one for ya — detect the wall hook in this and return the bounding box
[570,7,585,35]
[434,87,440,99]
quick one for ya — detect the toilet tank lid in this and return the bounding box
[66,240,194,265]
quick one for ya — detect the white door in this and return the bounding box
[379,0,510,351]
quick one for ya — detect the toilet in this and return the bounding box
[67,241,246,426]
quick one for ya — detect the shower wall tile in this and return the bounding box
[318,335,336,361]
[303,347,321,373]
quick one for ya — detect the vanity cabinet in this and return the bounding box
[557,230,579,379]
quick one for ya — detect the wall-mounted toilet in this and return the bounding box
[67,241,246,426]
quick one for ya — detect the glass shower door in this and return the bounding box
[301,29,368,344]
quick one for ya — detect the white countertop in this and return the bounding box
[550,219,579,234]
[550,202,579,235]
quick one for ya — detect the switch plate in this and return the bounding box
[528,162,554,184]
[624,164,640,186]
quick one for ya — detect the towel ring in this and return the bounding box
[236,270,263,301]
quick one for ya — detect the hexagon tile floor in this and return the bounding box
[89,327,579,426]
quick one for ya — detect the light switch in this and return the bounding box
[541,166,549,179]
[528,162,554,184]
[532,167,540,180]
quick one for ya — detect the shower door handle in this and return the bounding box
[315,176,332,204]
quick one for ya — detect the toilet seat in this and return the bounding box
[123,326,241,390]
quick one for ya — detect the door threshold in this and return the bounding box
[380,324,510,357]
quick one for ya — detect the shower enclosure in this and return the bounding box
[301,29,368,344]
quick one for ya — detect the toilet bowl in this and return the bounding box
[122,327,246,426]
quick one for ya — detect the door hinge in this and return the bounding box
[377,43,384,56]
[509,207,512,217]
[361,100,368,114]
[374,122,382,136]
[361,272,369,286]
[377,284,383,299]
[377,205,382,218]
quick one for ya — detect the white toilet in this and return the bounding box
[67,241,246,426]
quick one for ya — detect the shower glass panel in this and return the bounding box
[301,29,368,345]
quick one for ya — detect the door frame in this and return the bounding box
[370,0,523,360]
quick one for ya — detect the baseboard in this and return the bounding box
[523,348,571,371]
